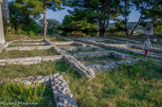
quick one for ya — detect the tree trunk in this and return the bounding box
[130,14,143,36]
[99,27,105,37]
[130,0,151,36]
[124,0,128,36]
[43,0,47,39]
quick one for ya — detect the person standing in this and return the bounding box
[143,37,152,57]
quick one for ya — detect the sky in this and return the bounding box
[8,0,141,23]
[46,7,141,23]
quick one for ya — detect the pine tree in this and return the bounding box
[14,0,64,38]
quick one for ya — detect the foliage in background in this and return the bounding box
[14,0,65,38]
[39,19,61,35]
[140,0,162,33]
[61,13,97,36]
[9,1,41,36]
[67,0,122,37]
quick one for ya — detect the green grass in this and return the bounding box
[5,34,65,42]
[0,48,59,59]
[0,82,54,107]
[68,48,98,54]
[103,47,143,58]
[78,55,121,66]
[0,61,79,107]
[0,61,80,80]
[64,59,162,107]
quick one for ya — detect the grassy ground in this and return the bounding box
[0,48,59,59]
[0,61,77,107]
[0,57,161,106]
[78,55,121,65]
[0,82,54,107]
[5,34,65,42]
[64,59,162,107]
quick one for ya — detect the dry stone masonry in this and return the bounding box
[44,39,96,80]
[0,55,62,66]
[6,45,52,51]
[73,50,129,59]
[50,73,78,107]
[0,73,78,107]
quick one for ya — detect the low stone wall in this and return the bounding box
[75,45,104,52]
[129,44,162,53]
[21,39,43,42]
[0,55,62,66]
[44,39,96,80]
[73,51,129,59]
[111,37,142,44]
[63,55,95,80]
[51,41,74,46]
[89,58,140,72]
[0,75,51,86]
[11,42,47,46]
[80,40,161,59]
[0,73,78,107]
[58,46,80,51]
[6,45,52,51]
[0,42,11,52]
[50,73,78,107]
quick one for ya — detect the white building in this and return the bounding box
[145,23,153,36]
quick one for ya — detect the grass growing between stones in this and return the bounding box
[78,55,121,66]
[0,82,54,107]
[103,47,143,58]
[67,48,98,54]
[0,61,79,107]
[65,59,162,107]
[0,48,59,59]
[0,61,80,80]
